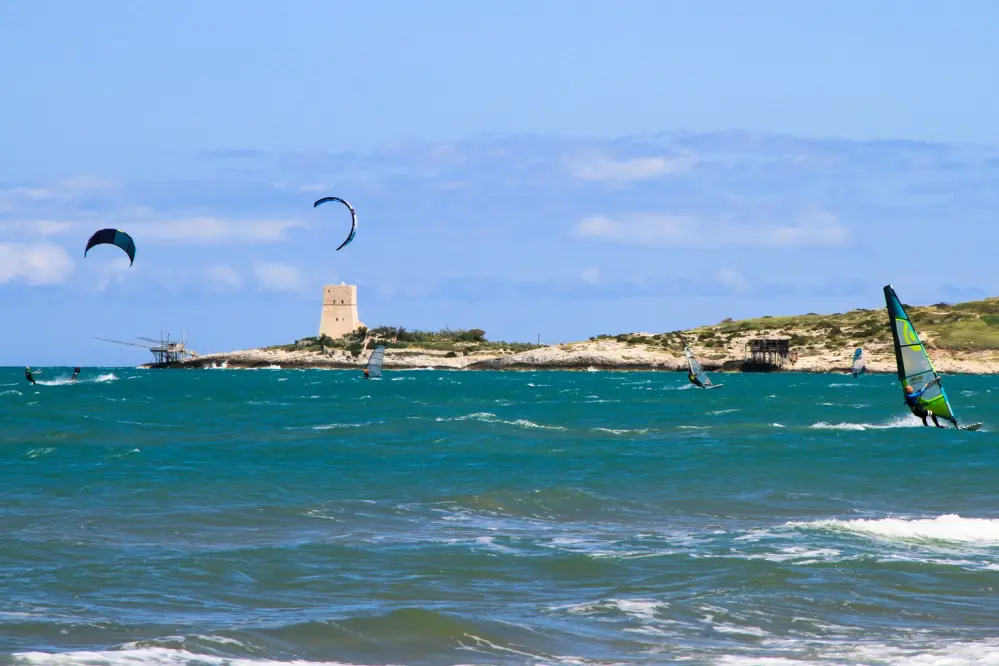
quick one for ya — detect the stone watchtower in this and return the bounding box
[319,284,364,339]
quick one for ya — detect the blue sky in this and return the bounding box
[3,1,999,366]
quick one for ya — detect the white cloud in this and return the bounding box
[205,264,244,291]
[57,176,119,193]
[0,243,75,285]
[574,212,848,248]
[0,177,118,213]
[715,268,749,293]
[580,267,601,284]
[575,214,699,245]
[34,220,74,236]
[253,262,306,292]
[569,156,691,181]
[93,256,132,292]
[130,218,307,244]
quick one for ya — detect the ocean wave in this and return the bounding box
[809,416,920,430]
[788,514,999,545]
[589,427,651,435]
[311,422,372,431]
[717,636,999,666]
[9,647,376,665]
[435,412,567,431]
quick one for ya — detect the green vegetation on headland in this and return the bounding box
[266,326,544,358]
[595,295,999,364]
[160,294,999,373]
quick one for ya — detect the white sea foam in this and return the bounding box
[718,637,999,666]
[590,427,651,435]
[555,597,665,623]
[10,647,382,665]
[810,415,920,431]
[436,412,567,431]
[35,372,118,386]
[788,514,999,545]
[312,422,367,430]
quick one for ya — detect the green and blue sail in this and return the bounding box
[883,284,957,425]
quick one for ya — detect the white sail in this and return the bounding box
[365,346,385,378]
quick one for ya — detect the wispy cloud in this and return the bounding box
[253,262,306,292]
[204,264,244,291]
[411,270,859,303]
[34,221,74,236]
[2,217,307,245]
[0,176,118,212]
[0,243,75,286]
[569,156,691,181]
[715,268,749,293]
[940,283,988,301]
[580,267,601,285]
[573,211,848,248]
[93,256,133,292]
[129,218,307,244]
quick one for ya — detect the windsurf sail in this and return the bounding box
[365,345,385,378]
[883,285,957,425]
[851,348,866,377]
[684,346,713,387]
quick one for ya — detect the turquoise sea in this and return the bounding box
[1,367,998,666]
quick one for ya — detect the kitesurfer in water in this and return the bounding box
[71,367,81,381]
[24,367,35,385]
[904,379,946,427]
[687,370,705,388]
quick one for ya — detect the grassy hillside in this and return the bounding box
[602,295,999,362]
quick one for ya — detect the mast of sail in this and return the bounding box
[883,285,957,425]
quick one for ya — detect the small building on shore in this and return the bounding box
[743,338,795,371]
[319,283,365,339]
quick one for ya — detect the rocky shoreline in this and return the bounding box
[141,295,999,374]
[141,338,942,374]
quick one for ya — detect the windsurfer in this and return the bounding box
[904,379,946,427]
[363,368,370,379]
[688,370,705,388]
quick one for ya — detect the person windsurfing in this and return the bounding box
[904,379,946,428]
[71,367,81,381]
[363,368,370,380]
[24,367,36,385]
[687,370,705,388]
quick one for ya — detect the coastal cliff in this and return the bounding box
[145,296,999,374]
